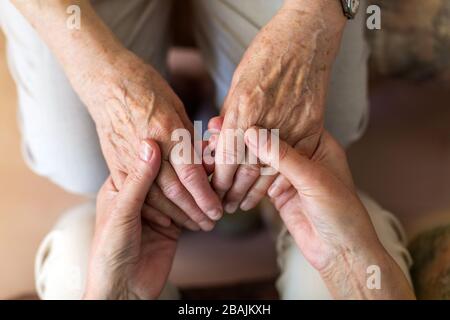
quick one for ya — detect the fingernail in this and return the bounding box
[224,202,238,214]
[268,184,282,198]
[185,220,200,231]
[207,208,223,221]
[139,140,153,162]
[240,198,253,211]
[199,220,215,232]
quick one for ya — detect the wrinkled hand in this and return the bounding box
[213,1,346,213]
[244,127,414,299]
[10,0,222,230]
[89,52,222,231]
[84,140,180,300]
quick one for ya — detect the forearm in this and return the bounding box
[281,0,347,63]
[321,245,416,300]
[11,0,128,116]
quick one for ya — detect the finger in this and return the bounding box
[96,176,119,222]
[115,140,161,218]
[210,115,266,212]
[146,184,200,231]
[208,116,224,132]
[270,186,298,212]
[170,147,223,221]
[212,111,244,199]
[244,127,322,194]
[267,139,319,198]
[203,134,218,176]
[142,204,172,228]
[268,174,291,198]
[157,161,216,231]
[203,117,223,175]
[223,162,260,213]
[99,176,118,194]
[240,173,277,211]
[109,167,126,191]
[143,218,182,241]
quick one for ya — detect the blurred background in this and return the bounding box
[1,0,450,299]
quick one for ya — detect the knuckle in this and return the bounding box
[237,89,254,107]
[239,165,260,179]
[190,213,206,224]
[278,176,291,189]
[129,168,145,184]
[182,206,206,224]
[151,121,172,139]
[178,166,201,185]
[213,178,232,193]
[151,115,184,139]
[250,185,268,199]
[161,181,186,199]
[219,148,238,165]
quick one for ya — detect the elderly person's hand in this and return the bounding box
[11,0,222,232]
[84,140,180,300]
[91,53,221,231]
[213,0,347,213]
[243,127,415,299]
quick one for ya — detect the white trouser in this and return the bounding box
[35,192,412,300]
[0,0,368,196]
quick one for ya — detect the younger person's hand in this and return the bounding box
[84,140,180,300]
[244,127,414,300]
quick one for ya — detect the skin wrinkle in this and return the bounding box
[264,131,389,283]
[106,74,187,164]
[118,80,156,151]
[245,20,323,144]
[13,0,221,234]
[108,129,133,173]
[320,239,397,300]
[119,80,138,131]
[102,62,184,163]
[109,114,132,155]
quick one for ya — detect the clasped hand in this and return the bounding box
[84,119,414,300]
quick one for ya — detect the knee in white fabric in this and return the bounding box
[35,202,96,300]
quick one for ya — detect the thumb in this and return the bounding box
[115,140,161,216]
[244,127,321,194]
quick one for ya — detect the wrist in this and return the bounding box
[83,271,129,300]
[320,243,415,300]
[280,0,346,64]
[283,0,347,28]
